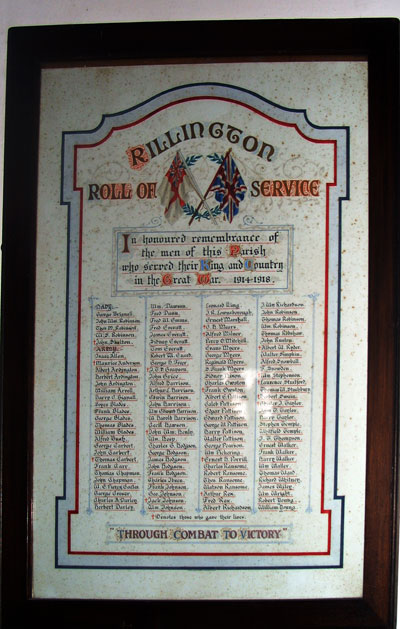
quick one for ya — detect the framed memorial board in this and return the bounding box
[2,18,399,629]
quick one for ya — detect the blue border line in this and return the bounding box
[55,127,72,565]
[197,295,204,512]
[140,297,148,516]
[252,295,260,514]
[61,82,350,144]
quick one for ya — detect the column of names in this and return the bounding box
[257,302,309,513]
[146,302,199,517]
[202,301,254,516]
[92,305,142,511]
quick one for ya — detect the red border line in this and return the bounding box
[69,550,330,557]
[67,95,336,558]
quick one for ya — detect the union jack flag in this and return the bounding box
[208,151,247,223]
[158,152,191,224]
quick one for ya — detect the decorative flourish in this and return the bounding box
[243,215,262,226]
[282,156,303,179]
[140,217,162,228]
[94,161,126,180]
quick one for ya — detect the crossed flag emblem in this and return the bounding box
[158,150,247,225]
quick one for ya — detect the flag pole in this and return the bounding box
[177,151,217,226]
[188,148,231,227]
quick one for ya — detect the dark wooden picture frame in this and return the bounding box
[1,18,399,628]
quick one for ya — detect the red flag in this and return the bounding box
[159,153,191,223]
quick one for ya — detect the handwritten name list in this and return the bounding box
[91,296,311,521]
